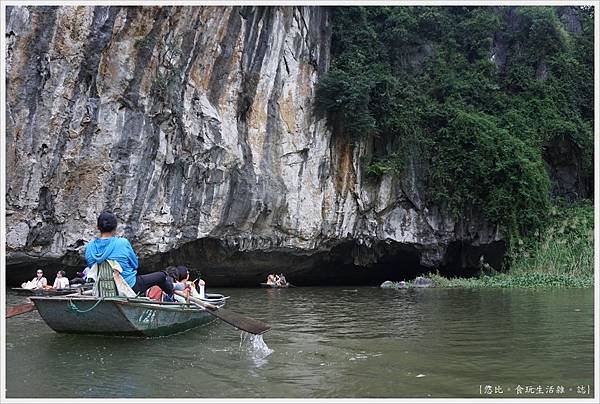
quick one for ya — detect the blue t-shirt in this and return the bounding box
[85,237,139,287]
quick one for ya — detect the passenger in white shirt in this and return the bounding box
[51,270,70,289]
[21,269,48,289]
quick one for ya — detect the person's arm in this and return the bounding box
[124,240,139,269]
[173,282,187,291]
[41,277,48,287]
[84,241,95,267]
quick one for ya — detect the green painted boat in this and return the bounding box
[29,295,227,337]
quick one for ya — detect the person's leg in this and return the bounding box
[70,277,85,285]
[133,271,174,295]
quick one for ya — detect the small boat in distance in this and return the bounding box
[11,284,94,296]
[262,273,290,288]
[260,282,290,288]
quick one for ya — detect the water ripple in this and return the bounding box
[5,287,594,398]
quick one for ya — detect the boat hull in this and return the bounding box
[260,283,289,288]
[30,296,222,337]
[12,285,92,296]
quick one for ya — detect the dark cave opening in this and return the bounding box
[141,237,506,287]
[5,238,506,287]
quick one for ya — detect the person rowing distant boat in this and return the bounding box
[266,274,277,286]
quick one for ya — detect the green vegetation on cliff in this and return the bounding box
[317,6,594,242]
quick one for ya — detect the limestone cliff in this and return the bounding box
[5,6,503,285]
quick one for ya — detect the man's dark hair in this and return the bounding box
[176,266,189,281]
[97,211,118,233]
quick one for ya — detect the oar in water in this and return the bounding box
[174,290,271,335]
[6,301,36,318]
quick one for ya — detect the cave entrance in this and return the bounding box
[146,238,436,287]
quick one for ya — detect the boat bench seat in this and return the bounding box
[96,261,118,298]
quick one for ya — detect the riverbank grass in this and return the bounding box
[429,201,594,288]
[428,272,592,288]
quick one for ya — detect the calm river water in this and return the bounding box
[4,286,595,399]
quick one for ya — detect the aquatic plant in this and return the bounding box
[428,272,592,289]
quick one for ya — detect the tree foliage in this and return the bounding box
[316,6,594,238]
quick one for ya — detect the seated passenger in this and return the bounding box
[173,266,206,301]
[85,212,174,297]
[266,274,276,285]
[191,276,206,299]
[21,269,48,290]
[50,270,70,289]
[147,266,202,302]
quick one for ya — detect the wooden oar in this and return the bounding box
[174,291,271,335]
[6,301,36,318]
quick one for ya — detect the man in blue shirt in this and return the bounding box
[85,211,174,296]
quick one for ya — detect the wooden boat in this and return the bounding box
[260,282,289,288]
[11,284,93,296]
[29,293,227,337]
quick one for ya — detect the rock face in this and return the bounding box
[6,5,504,286]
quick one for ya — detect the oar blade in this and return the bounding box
[175,290,271,335]
[208,307,271,335]
[6,302,36,318]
